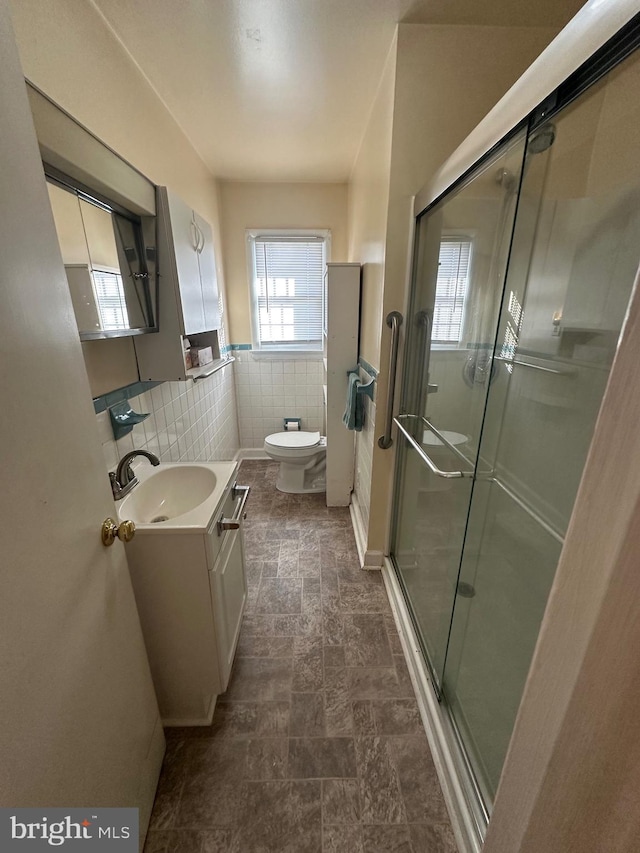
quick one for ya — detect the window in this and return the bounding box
[248,230,329,351]
[91,268,129,331]
[432,237,472,344]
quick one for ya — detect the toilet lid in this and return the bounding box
[423,429,468,447]
[265,430,321,449]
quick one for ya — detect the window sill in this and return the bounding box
[248,349,323,361]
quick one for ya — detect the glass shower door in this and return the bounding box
[441,47,640,809]
[390,131,527,691]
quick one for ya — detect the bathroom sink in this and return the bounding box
[116,462,237,532]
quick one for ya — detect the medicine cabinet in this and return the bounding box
[28,83,158,340]
[47,178,157,339]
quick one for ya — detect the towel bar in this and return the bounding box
[356,376,375,399]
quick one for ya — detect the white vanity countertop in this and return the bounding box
[116,460,239,535]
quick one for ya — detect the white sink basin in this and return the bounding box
[117,462,237,532]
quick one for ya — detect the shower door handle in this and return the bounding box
[393,415,474,479]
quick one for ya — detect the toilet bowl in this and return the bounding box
[263,431,327,494]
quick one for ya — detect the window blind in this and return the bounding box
[92,269,129,331]
[432,238,472,343]
[252,236,326,349]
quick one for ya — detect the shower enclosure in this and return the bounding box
[389,34,640,836]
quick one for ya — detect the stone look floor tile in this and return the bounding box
[145,462,456,852]
[372,699,423,736]
[323,824,363,853]
[352,701,377,736]
[387,736,450,823]
[322,779,361,823]
[355,737,407,825]
[339,583,392,613]
[293,636,325,691]
[246,737,288,779]
[288,737,358,779]
[361,824,414,853]
[256,578,303,614]
[324,667,354,736]
[223,657,293,702]
[236,780,322,853]
[236,635,294,658]
[290,692,327,736]
[148,740,188,829]
[343,613,393,667]
[408,822,458,852]
[323,645,346,668]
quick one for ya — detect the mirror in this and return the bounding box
[47,178,157,339]
[26,82,158,340]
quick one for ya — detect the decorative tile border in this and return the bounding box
[358,357,378,379]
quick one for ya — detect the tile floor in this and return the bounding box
[144,461,458,853]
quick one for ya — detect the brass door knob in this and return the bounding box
[101,517,136,547]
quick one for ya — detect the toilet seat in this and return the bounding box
[265,430,321,450]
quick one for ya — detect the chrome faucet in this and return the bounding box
[110,449,160,501]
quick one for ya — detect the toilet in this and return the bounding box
[263,431,327,494]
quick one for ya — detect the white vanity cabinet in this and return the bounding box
[134,186,222,380]
[124,468,248,726]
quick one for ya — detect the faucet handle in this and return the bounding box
[109,471,122,499]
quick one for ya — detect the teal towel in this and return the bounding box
[343,371,365,432]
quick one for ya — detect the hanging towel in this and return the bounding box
[343,371,365,432]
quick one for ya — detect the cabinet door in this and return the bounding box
[210,527,247,691]
[194,211,221,330]
[165,190,206,334]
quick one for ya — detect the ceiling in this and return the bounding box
[92,0,586,183]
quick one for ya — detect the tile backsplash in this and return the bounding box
[96,362,239,476]
[233,355,324,448]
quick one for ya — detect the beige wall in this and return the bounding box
[8,0,226,397]
[347,35,397,367]
[219,181,348,344]
[348,22,560,554]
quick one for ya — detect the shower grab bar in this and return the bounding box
[494,355,572,376]
[477,474,565,545]
[378,311,403,449]
[393,416,474,479]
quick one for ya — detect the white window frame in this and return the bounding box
[91,265,130,332]
[246,228,331,356]
[431,233,474,349]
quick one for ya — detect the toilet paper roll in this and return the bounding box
[284,420,300,431]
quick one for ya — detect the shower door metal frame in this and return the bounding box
[385,12,640,848]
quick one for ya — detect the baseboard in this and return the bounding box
[381,558,483,853]
[349,495,366,566]
[235,447,270,460]
[363,549,383,569]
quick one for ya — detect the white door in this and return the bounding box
[0,3,163,837]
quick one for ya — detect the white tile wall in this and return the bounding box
[96,363,240,476]
[233,354,324,447]
[354,369,376,533]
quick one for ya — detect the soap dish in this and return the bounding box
[109,399,150,440]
